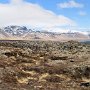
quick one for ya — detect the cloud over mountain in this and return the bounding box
[0,0,75,29]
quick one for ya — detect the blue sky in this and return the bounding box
[26,0,90,28]
[0,0,90,32]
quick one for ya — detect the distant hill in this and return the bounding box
[0,25,90,41]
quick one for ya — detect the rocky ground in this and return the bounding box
[0,40,90,90]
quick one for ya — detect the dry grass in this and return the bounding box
[0,40,89,90]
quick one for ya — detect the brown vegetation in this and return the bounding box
[0,40,90,90]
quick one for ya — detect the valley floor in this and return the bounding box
[0,40,90,90]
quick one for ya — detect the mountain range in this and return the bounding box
[0,25,90,41]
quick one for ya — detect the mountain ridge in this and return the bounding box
[0,25,90,41]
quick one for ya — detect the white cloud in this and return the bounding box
[78,11,86,16]
[10,0,23,4]
[43,27,70,33]
[0,0,76,31]
[58,0,84,8]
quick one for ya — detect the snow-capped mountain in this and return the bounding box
[0,25,90,41]
[0,29,11,39]
[3,25,31,36]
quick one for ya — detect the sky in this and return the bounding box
[0,0,90,32]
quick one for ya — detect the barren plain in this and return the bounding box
[0,40,90,90]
